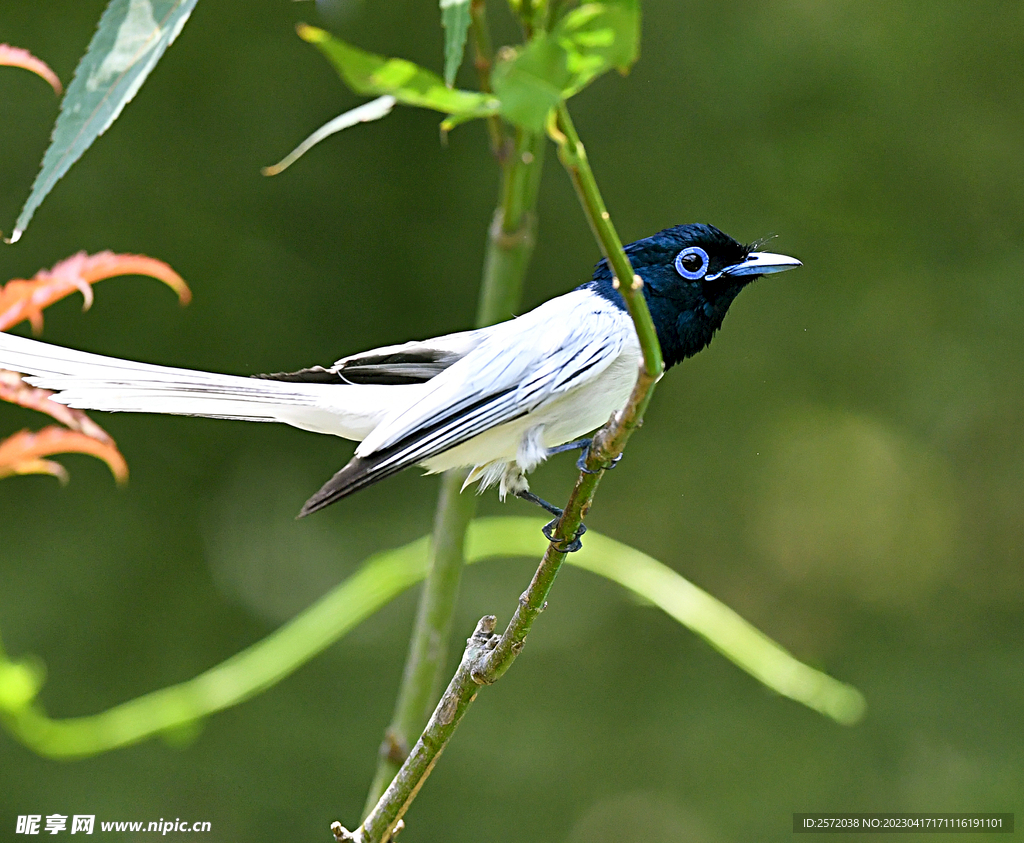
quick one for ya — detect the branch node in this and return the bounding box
[631,273,643,290]
[331,822,356,842]
[471,615,497,642]
[612,275,620,290]
[470,667,493,686]
[490,209,532,249]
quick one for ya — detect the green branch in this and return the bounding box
[469,0,503,155]
[360,471,475,817]
[359,107,544,821]
[347,101,672,842]
[552,102,664,379]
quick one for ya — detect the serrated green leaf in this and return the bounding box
[441,0,472,87]
[8,0,199,243]
[299,24,497,120]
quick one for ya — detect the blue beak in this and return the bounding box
[714,251,802,280]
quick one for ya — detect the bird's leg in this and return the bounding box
[547,437,622,475]
[514,490,587,553]
[546,437,593,457]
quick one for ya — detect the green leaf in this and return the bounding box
[556,0,640,95]
[7,0,199,244]
[298,25,497,120]
[0,519,862,758]
[492,37,570,132]
[441,0,472,87]
[490,0,641,131]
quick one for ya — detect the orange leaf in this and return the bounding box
[0,369,114,442]
[0,426,128,484]
[0,44,62,95]
[1,456,69,484]
[0,251,191,333]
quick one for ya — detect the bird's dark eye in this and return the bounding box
[674,246,709,280]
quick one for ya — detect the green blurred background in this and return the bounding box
[2,1,1022,840]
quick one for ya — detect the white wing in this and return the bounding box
[299,290,633,512]
[359,290,628,457]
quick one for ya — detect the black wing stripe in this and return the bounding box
[370,391,522,473]
[334,363,449,385]
[300,388,524,516]
[553,354,604,389]
[256,347,464,386]
[253,366,340,384]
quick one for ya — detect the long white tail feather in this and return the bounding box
[0,331,411,441]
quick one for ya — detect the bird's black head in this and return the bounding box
[585,223,801,368]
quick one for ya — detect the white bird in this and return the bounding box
[0,224,800,543]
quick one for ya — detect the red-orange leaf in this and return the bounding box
[0,426,128,484]
[0,251,191,333]
[0,369,114,442]
[0,44,62,95]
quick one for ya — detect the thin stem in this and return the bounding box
[346,618,498,843]
[359,129,544,824]
[360,471,475,818]
[344,378,657,843]
[479,131,545,323]
[344,103,664,843]
[552,103,664,379]
[470,0,503,155]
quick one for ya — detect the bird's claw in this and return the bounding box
[542,518,587,553]
[576,446,623,474]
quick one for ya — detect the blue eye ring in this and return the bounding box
[674,246,709,280]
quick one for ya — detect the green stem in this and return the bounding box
[346,103,665,843]
[359,125,544,816]
[552,103,664,379]
[469,0,503,155]
[360,471,475,818]
[0,519,864,761]
[478,131,545,323]
[346,617,499,843]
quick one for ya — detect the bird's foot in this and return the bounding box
[542,517,587,553]
[575,441,622,475]
[576,448,622,475]
[515,489,587,552]
[547,437,622,475]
